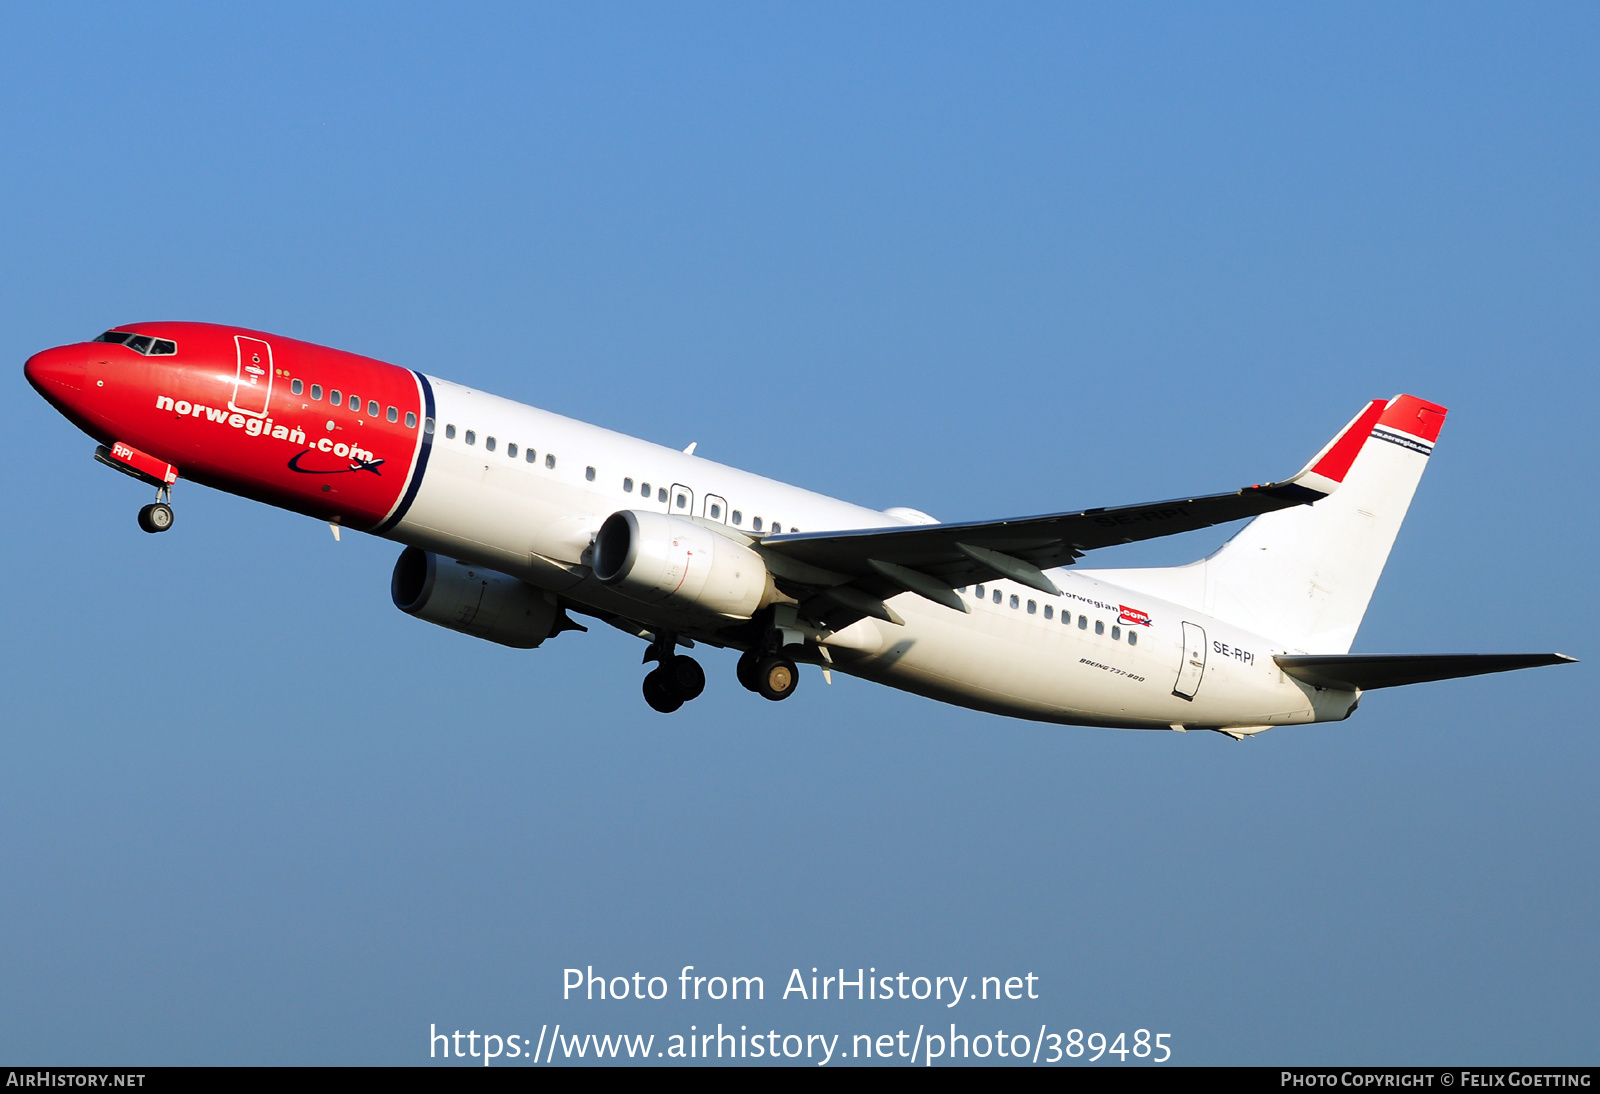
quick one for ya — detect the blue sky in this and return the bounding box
[2,3,1595,1065]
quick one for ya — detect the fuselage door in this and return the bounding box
[1173,621,1208,701]
[230,335,273,417]
[669,483,694,519]
[702,494,728,523]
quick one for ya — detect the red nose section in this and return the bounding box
[24,345,86,401]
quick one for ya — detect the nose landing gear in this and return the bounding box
[93,444,178,534]
[137,486,175,534]
[641,633,705,713]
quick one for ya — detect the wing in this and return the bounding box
[752,398,1388,630]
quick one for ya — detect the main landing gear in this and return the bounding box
[641,633,705,714]
[137,486,175,534]
[637,632,803,712]
[736,647,800,702]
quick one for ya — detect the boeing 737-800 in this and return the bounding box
[25,323,1573,736]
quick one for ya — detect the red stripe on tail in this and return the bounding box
[1311,399,1386,484]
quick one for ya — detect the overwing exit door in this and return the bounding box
[668,484,694,518]
[1172,621,1208,701]
[231,335,273,417]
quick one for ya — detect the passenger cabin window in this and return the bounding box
[1078,615,1088,629]
[676,494,687,509]
[1112,625,1121,640]
[992,589,1002,604]
[1128,631,1137,646]
[291,379,303,395]
[507,443,517,458]
[709,503,721,519]
[771,522,781,533]
[311,385,323,400]
[349,394,361,410]
[640,482,651,496]
[545,454,556,469]
[587,467,597,482]
[465,430,476,445]
[422,417,434,434]
[1027,600,1037,614]
[485,436,495,452]
[1044,605,1053,619]
[445,423,455,439]
[331,389,343,405]
[752,517,763,532]
[408,413,419,429]
[731,511,742,525]
[525,448,537,463]
[974,584,985,599]
[623,478,634,492]
[1009,594,1019,609]
[367,400,379,417]
[386,406,398,422]
[656,487,666,502]
[1095,620,1105,635]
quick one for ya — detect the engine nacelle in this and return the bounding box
[592,509,771,619]
[391,547,562,648]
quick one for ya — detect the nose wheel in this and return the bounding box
[137,487,175,534]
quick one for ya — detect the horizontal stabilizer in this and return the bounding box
[1275,653,1577,691]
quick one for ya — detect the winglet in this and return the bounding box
[1289,399,1387,494]
[1241,399,1383,504]
[1249,394,1447,506]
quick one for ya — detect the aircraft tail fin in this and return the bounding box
[1083,395,1447,653]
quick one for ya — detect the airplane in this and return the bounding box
[24,322,1574,736]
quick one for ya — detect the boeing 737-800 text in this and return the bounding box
[25,322,1573,735]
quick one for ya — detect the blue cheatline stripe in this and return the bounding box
[374,372,436,534]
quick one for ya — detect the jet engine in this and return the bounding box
[391,547,562,648]
[591,509,772,619]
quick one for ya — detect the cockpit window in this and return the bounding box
[92,331,177,355]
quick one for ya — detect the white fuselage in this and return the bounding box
[388,377,1357,731]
